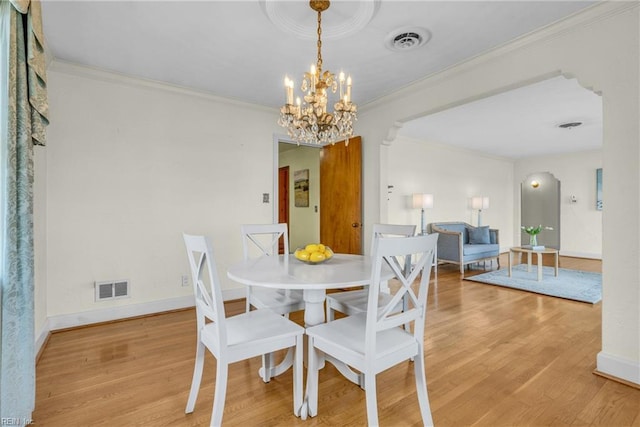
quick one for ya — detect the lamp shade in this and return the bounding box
[471,196,489,210]
[412,193,434,209]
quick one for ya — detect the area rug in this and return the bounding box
[465,264,602,304]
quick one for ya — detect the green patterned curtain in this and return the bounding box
[0,0,48,421]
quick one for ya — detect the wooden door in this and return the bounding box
[278,166,289,254]
[320,136,362,254]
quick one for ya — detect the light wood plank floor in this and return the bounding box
[34,255,640,426]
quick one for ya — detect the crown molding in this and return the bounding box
[48,59,277,114]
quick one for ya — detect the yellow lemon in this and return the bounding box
[295,249,311,261]
[309,252,326,263]
[317,244,326,253]
[305,244,319,253]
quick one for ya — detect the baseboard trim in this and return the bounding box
[594,369,640,390]
[559,250,602,260]
[223,287,246,302]
[46,295,194,331]
[35,318,52,363]
[596,352,640,387]
[44,287,246,332]
[502,249,601,260]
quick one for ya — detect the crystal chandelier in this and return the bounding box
[278,0,357,145]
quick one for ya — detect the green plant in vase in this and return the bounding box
[521,225,553,246]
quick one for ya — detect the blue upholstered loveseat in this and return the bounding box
[427,222,500,276]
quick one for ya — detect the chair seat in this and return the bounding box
[202,309,304,361]
[306,314,418,372]
[326,289,401,316]
[249,288,305,313]
[463,243,499,256]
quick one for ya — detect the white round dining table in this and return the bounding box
[227,253,386,328]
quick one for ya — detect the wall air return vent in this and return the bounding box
[95,280,130,302]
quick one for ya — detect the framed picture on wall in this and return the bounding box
[294,169,309,207]
[596,168,603,210]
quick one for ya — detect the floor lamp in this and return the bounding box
[471,196,490,226]
[412,193,434,235]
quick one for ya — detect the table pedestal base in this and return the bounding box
[258,348,295,381]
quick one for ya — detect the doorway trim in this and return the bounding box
[271,133,326,222]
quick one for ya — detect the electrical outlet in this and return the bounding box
[181,275,190,287]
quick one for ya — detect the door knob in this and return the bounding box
[352,223,360,228]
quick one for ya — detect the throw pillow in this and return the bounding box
[468,226,490,244]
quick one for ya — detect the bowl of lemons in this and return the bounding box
[294,243,334,264]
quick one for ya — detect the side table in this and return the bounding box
[508,246,559,281]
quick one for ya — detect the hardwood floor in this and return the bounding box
[34,255,640,426]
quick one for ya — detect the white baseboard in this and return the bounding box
[47,295,195,331]
[35,317,52,356]
[597,352,640,386]
[223,286,246,301]
[502,248,602,260]
[42,287,247,334]
[559,250,602,260]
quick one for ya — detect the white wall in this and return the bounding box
[279,145,320,250]
[358,3,639,385]
[515,150,602,258]
[387,136,514,250]
[45,62,278,319]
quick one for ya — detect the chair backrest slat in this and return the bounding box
[241,224,289,260]
[366,234,438,352]
[371,224,416,281]
[183,234,227,348]
[370,223,416,254]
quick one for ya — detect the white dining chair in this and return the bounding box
[241,224,305,382]
[241,224,305,315]
[305,233,438,426]
[183,234,304,426]
[325,223,416,322]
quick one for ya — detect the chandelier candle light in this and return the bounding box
[278,0,357,145]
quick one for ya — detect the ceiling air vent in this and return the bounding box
[385,27,431,52]
[95,280,130,302]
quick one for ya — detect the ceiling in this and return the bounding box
[41,0,601,158]
[398,76,602,159]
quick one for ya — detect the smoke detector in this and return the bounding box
[385,27,431,51]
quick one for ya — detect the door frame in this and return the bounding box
[273,134,363,254]
[271,134,323,222]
